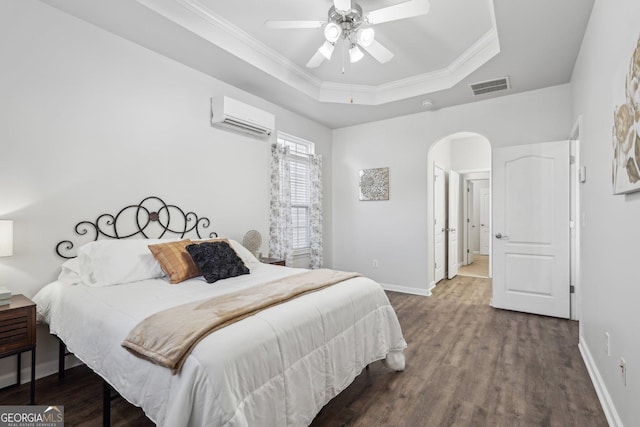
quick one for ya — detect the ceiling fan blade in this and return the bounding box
[306,50,326,68]
[333,0,352,13]
[265,20,325,29]
[365,0,430,25]
[359,39,394,64]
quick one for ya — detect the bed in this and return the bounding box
[33,197,407,426]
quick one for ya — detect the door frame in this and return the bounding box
[570,117,582,321]
[448,170,460,279]
[479,186,490,255]
[461,170,491,268]
[433,163,447,284]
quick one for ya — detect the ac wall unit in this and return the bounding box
[211,96,275,138]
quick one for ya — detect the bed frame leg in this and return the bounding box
[103,380,111,427]
[58,339,65,382]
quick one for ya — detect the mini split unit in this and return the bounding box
[211,96,275,138]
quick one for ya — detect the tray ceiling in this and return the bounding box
[38,0,595,128]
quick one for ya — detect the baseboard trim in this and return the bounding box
[427,281,436,296]
[578,336,623,427]
[0,354,83,389]
[381,283,431,297]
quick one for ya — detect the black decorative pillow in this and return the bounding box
[186,241,250,283]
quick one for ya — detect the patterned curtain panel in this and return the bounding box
[269,143,293,266]
[309,154,323,269]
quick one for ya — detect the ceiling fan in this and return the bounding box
[265,0,431,68]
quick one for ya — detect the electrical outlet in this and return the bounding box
[605,332,610,356]
[620,357,627,386]
[372,259,379,268]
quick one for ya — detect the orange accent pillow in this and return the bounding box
[148,239,199,284]
[148,238,229,284]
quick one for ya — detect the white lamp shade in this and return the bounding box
[324,22,342,43]
[357,28,375,47]
[349,44,364,63]
[0,220,13,257]
[319,40,336,60]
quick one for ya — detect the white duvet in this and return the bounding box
[34,263,407,426]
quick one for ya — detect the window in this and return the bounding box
[278,133,315,253]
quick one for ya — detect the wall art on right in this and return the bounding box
[612,33,640,194]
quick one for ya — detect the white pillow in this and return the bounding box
[78,239,173,287]
[58,258,82,285]
[228,239,261,265]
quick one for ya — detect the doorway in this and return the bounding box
[427,133,491,289]
[459,175,490,278]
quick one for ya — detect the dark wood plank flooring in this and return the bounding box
[0,276,607,426]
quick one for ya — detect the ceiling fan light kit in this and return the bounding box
[357,27,375,47]
[324,22,342,43]
[266,0,430,69]
[349,44,365,63]
[319,40,336,60]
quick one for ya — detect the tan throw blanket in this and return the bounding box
[122,269,360,372]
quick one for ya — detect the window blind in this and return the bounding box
[278,133,315,251]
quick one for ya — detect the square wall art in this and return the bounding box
[359,167,389,201]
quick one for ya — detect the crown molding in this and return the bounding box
[137,0,499,106]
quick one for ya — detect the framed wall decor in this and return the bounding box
[612,33,640,194]
[359,167,389,201]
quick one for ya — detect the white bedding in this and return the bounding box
[34,263,407,426]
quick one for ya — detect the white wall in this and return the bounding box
[571,0,640,424]
[451,136,491,172]
[332,84,572,293]
[0,0,332,386]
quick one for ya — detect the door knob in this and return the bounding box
[495,233,509,239]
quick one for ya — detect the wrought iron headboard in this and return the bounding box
[55,196,217,259]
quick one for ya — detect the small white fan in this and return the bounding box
[242,230,263,257]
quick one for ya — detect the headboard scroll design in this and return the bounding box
[56,196,218,259]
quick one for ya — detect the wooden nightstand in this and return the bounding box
[0,294,36,404]
[260,257,286,266]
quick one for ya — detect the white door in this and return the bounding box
[448,170,460,279]
[492,141,570,318]
[479,187,490,255]
[466,181,475,265]
[434,166,446,283]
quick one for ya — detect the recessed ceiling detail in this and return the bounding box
[137,0,500,106]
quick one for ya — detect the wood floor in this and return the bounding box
[0,276,607,426]
[457,254,489,278]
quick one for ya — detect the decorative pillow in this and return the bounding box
[78,239,170,287]
[148,239,197,284]
[147,238,228,284]
[186,241,250,283]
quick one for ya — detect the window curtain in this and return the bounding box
[309,154,323,269]
[269,143,293,266]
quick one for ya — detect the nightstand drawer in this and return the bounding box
[0,294,37,404]
[0,299,36,356]
[0,314,30,346]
